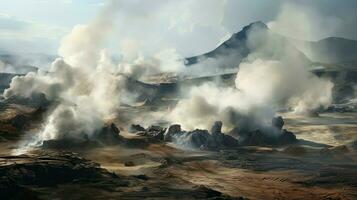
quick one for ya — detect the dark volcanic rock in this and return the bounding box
[238,129,297,147]
[188,129,212,149]
[228,116,297,147]
[172,129,211,149]
[240,130,273,146]
[129,124,146,133]
[210,121,239,149]
[137,125,166,141]
[43,123,122,149]
[272,116,284,130]
[170,122,239,150]
[164,124,182,142]
[279,129,297,145]
[146,125,165,133]
[96,123,122,144]
[211,121,223,135]
[219,134,239,148]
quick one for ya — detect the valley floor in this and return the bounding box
[0,106,356,200]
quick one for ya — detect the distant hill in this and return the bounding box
[293,37,357,65]
[186,21,357,71]
[185,21,311,70]
[0,52,55,74]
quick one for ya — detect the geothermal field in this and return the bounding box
[0,1,357,200]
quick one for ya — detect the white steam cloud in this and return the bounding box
[3,0,336,153]
[168,24,333,131]
[6,1,128,152]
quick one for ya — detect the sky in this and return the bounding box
[0,0,356,56]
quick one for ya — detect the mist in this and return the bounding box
[168,23,333,131]
[2,0,340,152]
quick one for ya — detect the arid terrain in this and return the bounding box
[0,97,356,200]
[1,1,357,199]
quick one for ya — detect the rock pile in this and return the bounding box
[130,116,297,150]
[136,125,166,141]
[95,123,122,144]
[229,116,297,146]
[42,123,123,149]
[161,122,238,150]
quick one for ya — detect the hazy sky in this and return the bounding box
[0,0,356,56]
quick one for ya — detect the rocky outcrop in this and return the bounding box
[272,116,284,130]
[164,124,182,142]
[129,124,146,133]
[132,118,297,150]
[96,123,122,144]
[42,123,122,149]
[211,121,223,135]
[137,125,166,141]
[229,116,297,146]
[169,122,239,150]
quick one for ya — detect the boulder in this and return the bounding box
[208,121,238,149]
[137,125,166,141]
[173,129,211,149]
[164,124,182,142]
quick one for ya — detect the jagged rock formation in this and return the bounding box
[137,125,166,141]
[272,116,284,130]
[229,117,297,146]
[164,124,182,142]
[131,116,297,150]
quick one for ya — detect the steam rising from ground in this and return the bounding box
[5,0,198,152]
[6,1,128,152]
[169,24,333,131]
[3,1,335,153]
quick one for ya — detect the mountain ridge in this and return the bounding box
[186,21,357,68]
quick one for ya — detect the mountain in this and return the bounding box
[0,52,55,74]
[293,37,357,65]
[185,21,311,69]
[186,21,357,71]
[182,21,357,103]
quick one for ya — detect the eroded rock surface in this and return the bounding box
[0,151,239,200]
